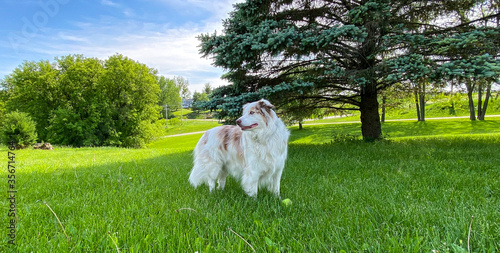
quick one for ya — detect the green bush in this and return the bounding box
[169,118,180,126]
[1,111,38,148]
[47,106,101,147]
[152,119,167,137]
[122,119,167,148]
[4,54,162,148]
[330,133,361,143]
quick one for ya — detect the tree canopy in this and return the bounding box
[158,76,182,118]
[2,54,166,147]
[199,0,500,140]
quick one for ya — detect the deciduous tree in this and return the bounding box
[3,54,162,147]
[158,76,181,118]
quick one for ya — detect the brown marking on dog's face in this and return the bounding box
[249,100,274,126]
[237,99,275,130]
[258,100,273,115]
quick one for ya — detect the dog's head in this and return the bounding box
[236,99,275,131]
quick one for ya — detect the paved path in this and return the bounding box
[302,115,500,125]
[162,115,500,138]
[162,131,207,138]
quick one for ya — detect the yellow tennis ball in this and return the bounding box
[281,198,292,207]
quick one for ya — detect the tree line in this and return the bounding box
[2,0,499,146]
[0,54,187,148]
[198,0,500,140]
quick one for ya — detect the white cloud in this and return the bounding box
[100,0,119,6]
[154,0,237,15]
[1,0,242,93]
[57,32,89,42]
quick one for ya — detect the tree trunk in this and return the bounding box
[419,93,425,121]
[360,84,382,141]
[419,82,425,121]
[381,95,386,123]
[478,83,492,120]
[414,84,421,121]
[450,80,454,98]
[465,79,476,121]
[477,82,483,120]
[298,122,303,130]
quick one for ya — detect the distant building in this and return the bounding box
[182,99,193,109]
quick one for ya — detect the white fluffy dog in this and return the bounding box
[188,99,289,197]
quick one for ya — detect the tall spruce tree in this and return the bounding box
[199,0,499,140]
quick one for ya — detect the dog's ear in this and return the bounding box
[258,99,274,109]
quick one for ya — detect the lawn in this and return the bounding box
[305,92,500,124]
[164,119,221,136]
[1,119,499,252]
[293,117,500,143]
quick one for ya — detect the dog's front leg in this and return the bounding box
[241,168,259,197]
[269,171,282,198]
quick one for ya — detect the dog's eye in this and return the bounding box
[249,111,255,115]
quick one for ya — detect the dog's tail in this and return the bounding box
[189,144,206,188]
[188,167,202,188]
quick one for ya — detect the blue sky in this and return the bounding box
[0,0,241,93]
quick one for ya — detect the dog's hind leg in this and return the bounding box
[217,168,228,190]
[205,161,224,192]
[207,180,216,192]
[189,156,222,193]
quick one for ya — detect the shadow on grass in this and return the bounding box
[3,134,500,251]
[6,143,301,252]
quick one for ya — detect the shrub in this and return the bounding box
[169,118,180,126]
[330,133,360,143]
[152,119,167,138]
[122,119,167,148]
[186,112,199,119]
[1,111,38,148]
[46,106,101,147]
[4,54,161,148]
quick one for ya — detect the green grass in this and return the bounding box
[170,109,193,117]
[1,120,499,252]
[306,92,500,124]
[164,119,221,136]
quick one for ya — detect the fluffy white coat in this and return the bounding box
[188,99,290,197]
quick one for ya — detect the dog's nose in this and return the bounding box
[236,119,242,125]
